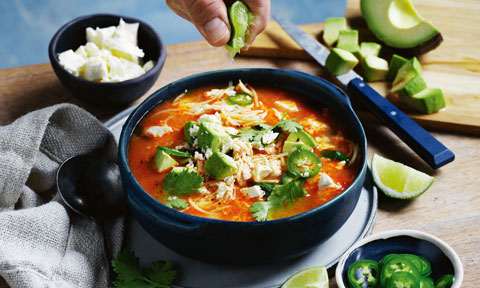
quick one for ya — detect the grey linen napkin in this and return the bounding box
[0,104,124,288]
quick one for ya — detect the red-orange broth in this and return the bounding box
[128,82,359,221]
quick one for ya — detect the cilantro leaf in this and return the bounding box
[250,201,271,221]
[276,117,302,133]
[146,260,177,286]
[111,248,177,288]
[238,128,266,148]
[162,169,204,196]
[268,180,307,208]
[165,198,189,210]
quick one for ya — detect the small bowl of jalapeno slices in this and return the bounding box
[335,229,464,288]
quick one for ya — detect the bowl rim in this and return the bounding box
[335,229,464,288]
[118,68,368,226]
[48,13,166,87]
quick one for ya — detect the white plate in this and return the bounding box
[105,107,378,288]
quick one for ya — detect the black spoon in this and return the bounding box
[56,154,126,284]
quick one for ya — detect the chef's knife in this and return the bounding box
[273,15,454,169]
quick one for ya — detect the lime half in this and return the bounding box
[371,154,434,199]
[281,266,328,288]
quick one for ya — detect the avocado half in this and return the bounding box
[361,0,442,50]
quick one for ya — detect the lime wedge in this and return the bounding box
[371,154,434,199]
[281,266,328,288]
[225,1,253,58]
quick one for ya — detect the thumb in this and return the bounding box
[186,0,231,47]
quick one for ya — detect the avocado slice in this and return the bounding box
[360,42,382,66]
[153,151,178,173]
[361,0,441,50]
[337,30,358,47]
[363,55,389,82]
[286,130,317,147]
[399,87,446,113]
[392,74,427,96]
[197,122,229,151]
[387,54,409,81]
[326,48,359,76]
[204,151,238,180]
[282,141,311,154]
[392,57,422,87]
[323,17,347,46]
[183,121,198,145]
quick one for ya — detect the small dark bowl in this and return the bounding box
[48,13,166,106]
[118,69,368,264]
[336,229,464,288]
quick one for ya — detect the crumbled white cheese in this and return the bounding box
[241,185,264,198]
[216,182,234,201]
[262,130,279,145]
[225,127,238,135]
[270,160,283,177]
[221,136,239,154]
[145,126,173,138]
[252,165,273,182]
[318,172,342,190]
[57,50,86,77]
[58,18,154,83]
[203,148,213,159]
[198,186,209,194]
[188,124,199,137]
[194,151,205,161]
[224,176,235,185]
[198,113,222,125]
[274,100,299,112]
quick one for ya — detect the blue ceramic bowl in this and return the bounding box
[48,13,166,106]
[336,229,464,288]
[118,68,367,264]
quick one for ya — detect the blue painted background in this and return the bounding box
[0,0,346,69]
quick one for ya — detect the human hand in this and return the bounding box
[166,0,270,47]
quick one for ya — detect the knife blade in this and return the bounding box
[273,15,454,169]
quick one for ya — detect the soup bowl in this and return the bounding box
[118,69,368,264]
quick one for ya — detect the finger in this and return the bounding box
[244,0,270,46]
[166,0,191,21]
[185,0,231,47]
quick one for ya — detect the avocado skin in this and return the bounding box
[205,151,238,180]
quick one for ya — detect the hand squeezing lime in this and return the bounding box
[371,154,435,199]
[225,1,254,58]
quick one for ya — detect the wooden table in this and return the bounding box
[1,39,479,288]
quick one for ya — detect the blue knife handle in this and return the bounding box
[347,78,454,169]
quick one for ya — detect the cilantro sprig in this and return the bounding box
[162,169,204,196]
[111,249,176,288]
[165,198,189,210]
[249,176,307,221]
[238,115,302,148]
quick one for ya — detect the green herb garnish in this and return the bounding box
[165,198,189,210]
[162,169,204,196]
[111,249,176,288]
[238,116,302,148]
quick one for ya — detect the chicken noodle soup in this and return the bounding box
[128,81,359,221]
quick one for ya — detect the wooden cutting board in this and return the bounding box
[243,0,480,135]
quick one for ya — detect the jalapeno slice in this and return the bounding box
[387,271,420,288]
[419,277,435,288]
[286,148,322,178]
[348,259,379,288]
[435,274,454,288]
[157,146,191,157]
[380,255,421,288]
[227,92,253,106]
[417,256,432,277]
[321,149,349,161]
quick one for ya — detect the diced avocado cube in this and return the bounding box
[393,57,422,87]
[204,151,238,180]
[197,122,228,151]
[286,130,317,147]
[326,48,359,76]
[323,17,347,46]
[183,121,198,145]
[282,141,310,154]
[399,88,446,114]
[363,55,389,82]
[154,150,178,173]
[392,75,427,97]
[337,30,358,47]
[337,43,361,59]
[360,42,382,65]
[387,54,409,81]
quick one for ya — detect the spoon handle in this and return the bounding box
[96,218,113,286]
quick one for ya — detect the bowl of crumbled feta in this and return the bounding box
[49,14,166,106]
